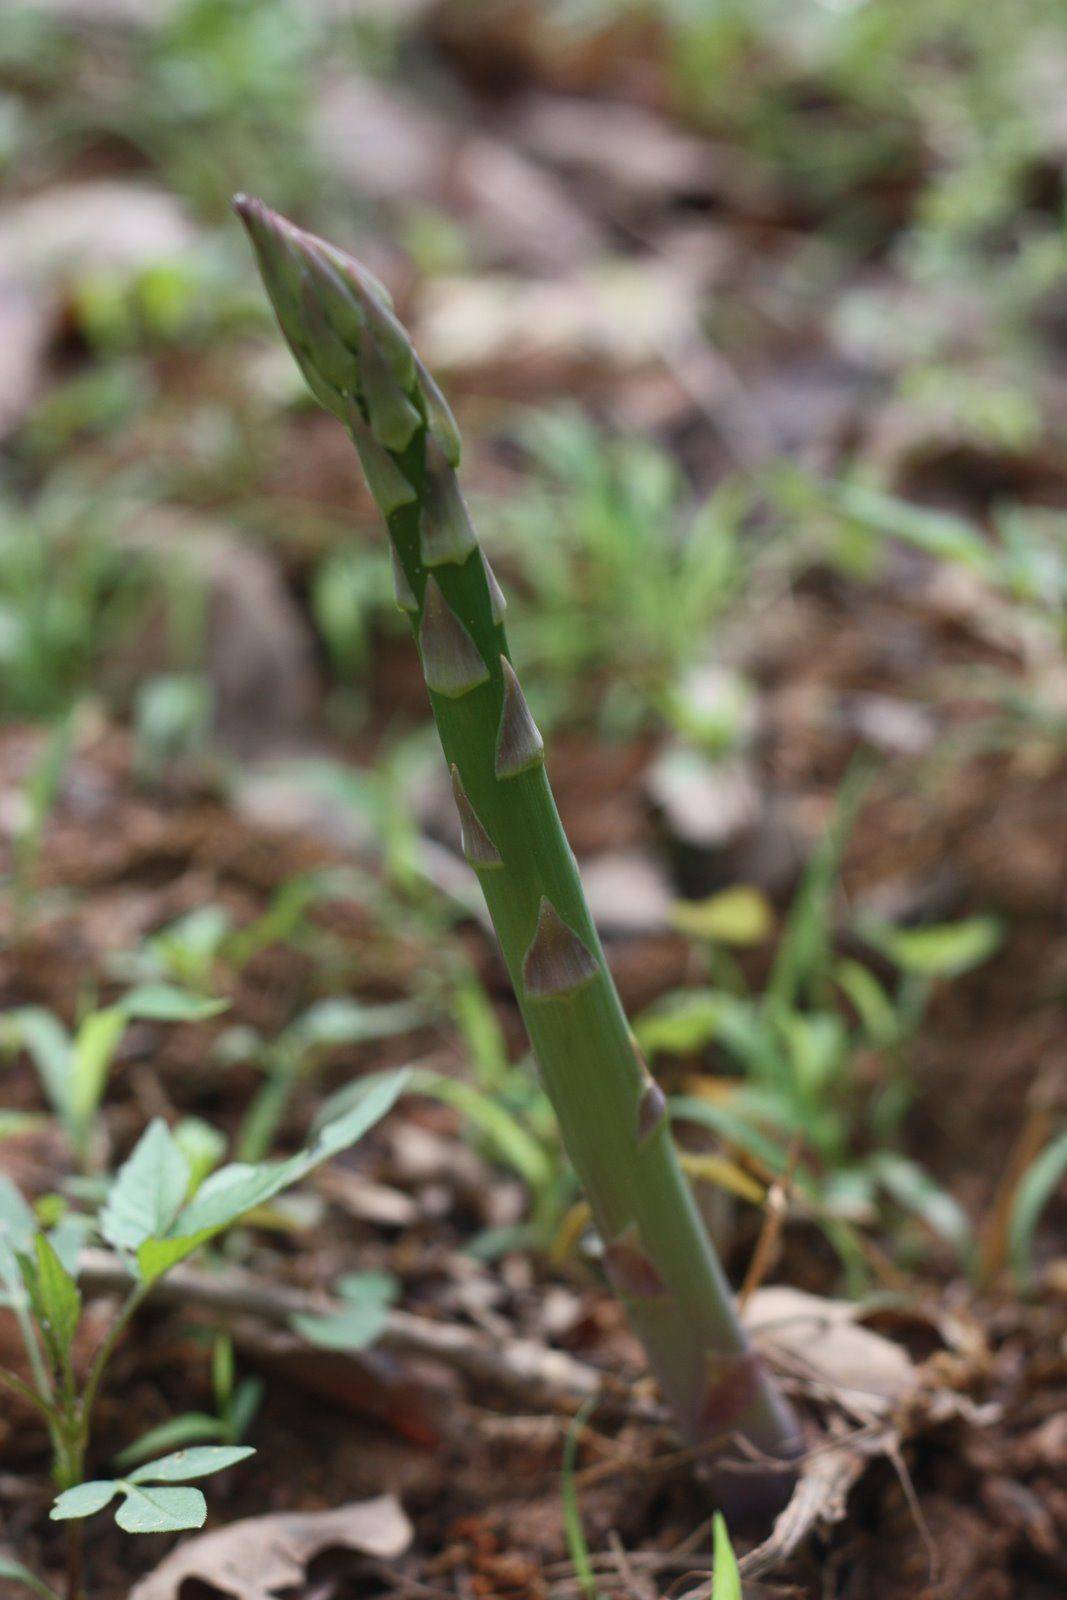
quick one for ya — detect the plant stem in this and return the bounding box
[64,1515,83,1600]
[0,1362,52,1416]
[234,198,802,1474]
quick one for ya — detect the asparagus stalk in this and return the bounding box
[234,196,801,1472]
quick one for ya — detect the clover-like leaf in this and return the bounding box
[114,1485,207,1535]
[127,1446,254,1484]
[51,1481,118,1521]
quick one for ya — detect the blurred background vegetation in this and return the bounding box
[3,0,1066,1293]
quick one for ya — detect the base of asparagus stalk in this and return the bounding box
[234,193,805,1501]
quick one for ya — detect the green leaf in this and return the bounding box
[0,1175,37,1254]
[173,1117,227,1191]
[50,1481,118,1521]
[70,1007,127,1131]
[669,1095,791,1173]
[101,1119,191,1252]
[292,1272,397,1353]
[127,1446,254,1484]
[47,1213,93,1277]
[871,1154,972,1258]
[0,1174,37,1293]
[136,1071,409,1282]
[1009,1127,1067,1284]
[0,1555,61,1598]
[289,997,421,1052]
[25,1234,81,1363]
[120,985,230,1023]
[135,1229,213,1285]
[670,886,774,947]
[711,1513,742,1600]
[114,1415,226,1471]
[860,916,1002,979]
[114,1484,206,1534]
[634,989,729,1055]
[4,1008,73,1122]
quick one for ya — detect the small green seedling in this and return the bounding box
[291,1269,398,1352]
[0,1069,407,1600]
[50,1445,255,1535]
[8,713,75,940]
[220,994,423,1163]
[2,985,229,1168]
[489,406,749,736]
[711,1512,742,1600]
[1008,1126,1067,1287]
[637,796,998,1276]
[113,1334,262,1468]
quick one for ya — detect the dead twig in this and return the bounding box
[77,1249,656,1420]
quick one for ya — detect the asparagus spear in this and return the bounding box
[234,196,801,1475]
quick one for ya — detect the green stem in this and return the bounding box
[0,1362,52,1417]
[76,1281,152,1454]
[234,198,801,1469]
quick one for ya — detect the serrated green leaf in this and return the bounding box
[48,1213,93,1277]
[176,1070,410,1237]
[173,1117,227,1191]
[0,1555,61,1598]
[128,1445,254,1484]
[50,1481,118,1521]
[26,1233,81,1362]
[120,986,229,1023]
[114,1484,206,1534]
[711,1513,742,1600]
[101,1119,191,1252]
[135,1071,409,1283]
[135,1229,212,1285]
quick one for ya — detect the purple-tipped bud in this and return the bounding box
[604,1222,668,1300]
[419,577,490,698]
[391,546,418,613]
[451,766,503,869]
[481,551,507,626]
[495,658,544,779]
[636,1078,668,1143]
[421,437,478,567]
[522,897,599,1001]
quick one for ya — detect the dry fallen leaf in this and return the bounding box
[128,1496,412,1600]
[745,1286,917,1420]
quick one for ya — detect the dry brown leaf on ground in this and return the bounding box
[127,1496,412,1600]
